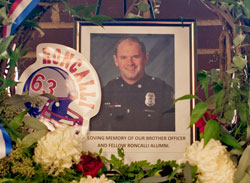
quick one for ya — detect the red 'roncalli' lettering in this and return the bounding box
[60,51,74,69]
[79,80,95,91]
[42,47,51,64]
[69,59,82,73]
[52,48,61,64]
[78,101,95,109]
[80,92,96,100]
[74,70,90,82]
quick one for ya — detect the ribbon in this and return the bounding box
[2,0,41,38]
[0,125,12,159]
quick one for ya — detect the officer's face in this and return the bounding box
[114,40,149,84]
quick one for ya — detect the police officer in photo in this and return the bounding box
[90,36,175,131]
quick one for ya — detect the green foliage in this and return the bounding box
[204,120,221,146]
[0,35,14,59]
[0,0,10,7]
[190,102,208,127]
[0,143,84,182]
[0,78,17,90]
[242,0,250,19]
[126,0,160,18]
[197,70,210,99]
[176,3,250,182]
[234,145,250,183]
[176,61,249,146]
[9,110,27,131]
[183,162,197,183]
[134,1,150,13]
[99,149,197,183]
[174,94,201,103]
[126,13,144,19]
[221,134,242,150]
[61,0,112,26]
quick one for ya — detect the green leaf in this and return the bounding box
[83,5,97,17]
[246,125,250,141]
[233,34,246,46]
[214,89,225,113]
[239,171,250,183]
[174,94,201,103]
[135,1,150,12]
[72,5,87,17]
[240,25,250,33]
[86,15,113,26]
[126,13,143,19]
[238,103,249,122]
[9,45,24,72]
[233,56,247,70]
[0,35,14,54]
[61,0,77,16]
[0,79,17,90]
[243,0,250,19]
[191,165,198,179]
[230,149,243,156]
[6,94,29,109]
[99,148,103,155]
[0,50,9,60]
[0,178,16,183]
[184,162,192,183]
[218,0,237,5]
[220,134,242,151]
[0,7,7,19]
[9,110,28,130]
[226,67,238,74]
[140,176,168,183]
[213,82,223,93]
[190,102,208,127]
[2,16,13,26]
[197,70,210,99]
[0,0,10,7]
[204,120,221,146]
[22,129,48,147]
[23,116,48,130]
[210,68,219,83]
[235,145,250,183]
[22,20,44,31]
[118,148,124,159]
[0,116,22,140]
[40,93,58,102]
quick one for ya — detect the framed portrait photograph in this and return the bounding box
[74,19,197,163]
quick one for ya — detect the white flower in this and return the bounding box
[34,126,84,175]
[183,139,236,183]
[72,174,115,183]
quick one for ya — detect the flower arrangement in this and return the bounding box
[183,139,236,183]
[34,126,83,175]
[1,0,250,183]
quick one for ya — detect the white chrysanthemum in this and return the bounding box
[34,126,83,175]
[183,139,236,183]
[72,175,115,183]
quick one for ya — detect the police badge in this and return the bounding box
[145,92,156,107]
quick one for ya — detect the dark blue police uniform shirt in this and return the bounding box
[90,74,175,131]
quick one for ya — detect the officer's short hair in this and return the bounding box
[114,36,146,56]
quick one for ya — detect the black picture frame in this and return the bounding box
[74,19,197,162]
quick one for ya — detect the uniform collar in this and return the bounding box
[119,74,151,89]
